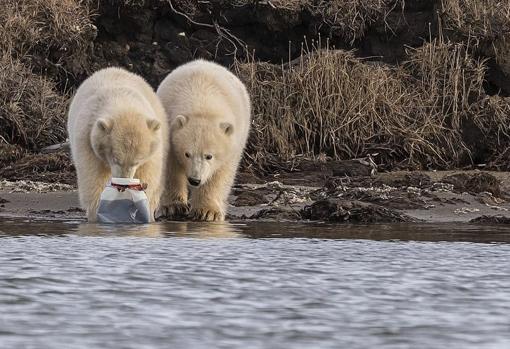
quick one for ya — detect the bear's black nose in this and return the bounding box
[188,177,201,186]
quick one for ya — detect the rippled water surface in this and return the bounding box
[1,219,510,349]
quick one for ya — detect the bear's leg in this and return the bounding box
[190,163,236,222]
[135,159,163,222]
[159,155,189,218]
[76,157,110,223]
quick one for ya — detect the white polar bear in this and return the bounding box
[157,59,251,221]
[67,67,168,222]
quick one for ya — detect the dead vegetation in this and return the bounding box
[235,38,510,170]
[178,0,394,43]
[0,152,75,185]
[0,0,95,75]
[0,143,26,169]
[0,55,68,151]
[236,47,414,166]
[439,0,510,78]
[1,0,510,183]
[440,0,510,41]
[0,0,92,167]
[309,0,396,43]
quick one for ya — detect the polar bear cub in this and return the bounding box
[67,67,168,222]
[157,59,251,221]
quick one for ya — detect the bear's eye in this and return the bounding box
[185,152,191,158]
[205,154,213,160]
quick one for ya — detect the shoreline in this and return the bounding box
[2,170,510,224]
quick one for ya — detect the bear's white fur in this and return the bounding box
[67,67,168,222]
[157,60,251,221]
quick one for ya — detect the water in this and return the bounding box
[1,219,510,349]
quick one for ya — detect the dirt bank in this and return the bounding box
[2,0,510,176]
[2,170,510,224]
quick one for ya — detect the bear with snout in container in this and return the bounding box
[67,67,168,222]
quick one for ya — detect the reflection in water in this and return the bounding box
[236,222,510,243]
[2,219,510,243]
[0,218,243,239]
[73,221,243,238]
[74,221,166,237]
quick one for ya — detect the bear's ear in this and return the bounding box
[147,119,161,131]
[220,122,234,136]
[173,115,187,130]
[97,118,113,134]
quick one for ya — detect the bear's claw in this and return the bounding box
[190,207,224,222]
[158,201,190,219]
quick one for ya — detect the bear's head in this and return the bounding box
[170,114,233,187]
[90,111,161,178]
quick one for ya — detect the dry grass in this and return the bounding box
[225,0,306,10]
[435,1,510,78]
[474,95,510,168]
[406,40,510,166]
[309,0,394,43]
[0,143,27,169]
[404,38,486,131]
[236,49,415,165]
[402,39,491,166]
[0,0,90,163]
[242,0,393,42]
[441,0,510,41]
[0,55,68,151]
[170,0,392,43]
[0,152,76,185]
[479,95,510,138]
[0,0,94,74]
[235,38,509,170]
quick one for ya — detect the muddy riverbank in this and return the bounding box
[2,170,510,224]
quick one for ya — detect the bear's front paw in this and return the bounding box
[158,201,190,220]
[190,207,225,222]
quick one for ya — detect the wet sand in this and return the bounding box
[2,170,510,223]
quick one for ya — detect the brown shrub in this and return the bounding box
[168,0,393,43]
[0,143,27,168]
[440,0,510,41]
[403,39,487,163]
[0,55,68,150]
[235,39,506,170]
[236,50,415,165]
[478,95,510,140]
[405,39,486,117]
[439,1,510,81]
[0,0,95,75]
[309,0,395,43]
[225,0,306,10]
[0,152,76,185]
[476,95,510,169]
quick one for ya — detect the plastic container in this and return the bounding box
[96,178,151,224]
